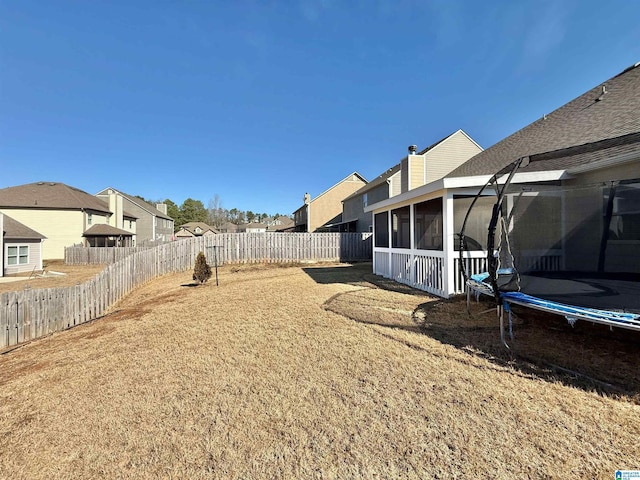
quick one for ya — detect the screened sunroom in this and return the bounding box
[366,171,566,298]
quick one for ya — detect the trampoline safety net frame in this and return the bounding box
[459,156,640,347]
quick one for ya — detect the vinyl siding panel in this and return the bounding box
[342,197,361,223]
[309,176,366,232]
[390,172,401,197]
[341,182,390,233]
[565,158,640,186]
[409,155,426,190]
[4,239,43,275]
[425,131,483,183]
[0,208,109,259]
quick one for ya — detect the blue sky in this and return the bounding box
[2,1,639,216]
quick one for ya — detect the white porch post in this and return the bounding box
[443,193,455,297]
[387,210,392,276]
[409,202,415,285]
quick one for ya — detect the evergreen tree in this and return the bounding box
[180,198,208,224]
[192,251,212,284]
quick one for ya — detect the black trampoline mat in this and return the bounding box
[502,272,640,314]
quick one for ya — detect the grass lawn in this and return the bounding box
[1,262,638,479]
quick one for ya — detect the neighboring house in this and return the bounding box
[218,222,239,233]
[266,216,295,232]
[83,224,135,247]
[293,172,367,232]
[340,130,483,233]
[0,182,115,259]
[96,187,174,244]
[367,61,640,297]
[238,222,267,233]
[175,222,218,238]
[1,212,46,276]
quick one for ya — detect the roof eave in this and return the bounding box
[365,170,569,212]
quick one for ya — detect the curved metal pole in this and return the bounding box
[487,156,528,303]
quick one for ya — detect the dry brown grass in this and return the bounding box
[1,262,639,479]
[0,260,106,294]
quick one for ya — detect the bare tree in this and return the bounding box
[207,194,226,229]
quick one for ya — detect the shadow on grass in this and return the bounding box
[416,296,640,400]
[302,262,374,287]
[317,264,640,402]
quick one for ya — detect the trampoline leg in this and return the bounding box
[466,284,471,314]
[498,305,510,350]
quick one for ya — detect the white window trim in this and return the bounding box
[7,244,29,266]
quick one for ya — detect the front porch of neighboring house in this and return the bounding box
[83,224,135,247]
[368,173,565,298]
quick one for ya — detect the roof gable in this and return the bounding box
[96,187,173,220]
[2,214,46,240]
[309,172,367,204]
[178,222,217,235]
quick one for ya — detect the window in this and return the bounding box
[129,220,133,229]
[391,206,411,248]
[87,213,93,225]
[7,245,28,265]
[363,193,368,208]
[414,198,443,250]
[374,212,389,247]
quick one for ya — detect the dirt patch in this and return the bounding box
[0,260,106,294]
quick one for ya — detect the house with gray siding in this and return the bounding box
[1,212,46,276]
[96,187,174,244]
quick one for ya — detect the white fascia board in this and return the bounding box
[364,170,568,213]
[365,178,447,212]
[456,129,484,151]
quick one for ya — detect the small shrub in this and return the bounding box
[193,251,212,284]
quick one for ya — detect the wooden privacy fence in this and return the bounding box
[65,232,373,265]
[2,233,372,350]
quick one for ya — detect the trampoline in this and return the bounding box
[459,154,640,347]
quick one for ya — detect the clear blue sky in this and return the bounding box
[2,1,639,216]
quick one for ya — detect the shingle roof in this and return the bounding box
[0,182,112,214]
[343,163,401,202]
[2,214,46,240]
[97,187,173,220]
[515,131,640,174]
[82,224,133,236]
[178,222,217,235]
[447,62,640,178]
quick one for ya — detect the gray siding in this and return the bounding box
[342,182,390,233]
[4,239,42,275]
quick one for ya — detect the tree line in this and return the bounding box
[139,194,289,231]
